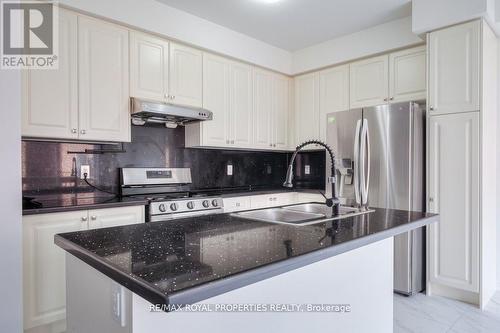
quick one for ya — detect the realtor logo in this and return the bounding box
[1,1,58,69]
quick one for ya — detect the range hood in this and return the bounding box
[130,98,213,127]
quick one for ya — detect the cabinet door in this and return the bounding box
[230,61,253,147]
[23,211,87,329]
[22,9,78,140]
[350,55,389,108]
[169,43,203,108]
[87,206,145,230]
[428,21,480,115]
[223,196,251,213]
[129,32,169,101]
[273,74,290,149]
[428,112,479,292]
[319,64,349,141]
[389,45,426,103]
[78,16,130,142]
[253,68,273,149]
[201,53,230,147]
[294,73,321,146]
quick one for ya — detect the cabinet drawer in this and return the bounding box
[223,197,251,213]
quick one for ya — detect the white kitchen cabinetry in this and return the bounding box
[253,68,274,149]
[428,21,480,115]
[294,72,321,147]
[169,43,203,108]
[426,20,497,308]
[23,206,144,332]
[78,15,130,142]
[223,196,252,213]
[129,32,169,102]
[428,112,480,293]
[319,64,349,141]
[185,55,253,149]
[22,9,78,140]
[272,74,291,149]
[389,46,426,103]
[349,55,389,108]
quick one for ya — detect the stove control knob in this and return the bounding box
[170,203,178,211]
[158,204,166,212]
[202,200,210,208]
[187,201,194,209]
[212,199,219,207]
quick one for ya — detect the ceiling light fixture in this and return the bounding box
[254,0,283,4]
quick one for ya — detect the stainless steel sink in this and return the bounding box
[232,204,375,226]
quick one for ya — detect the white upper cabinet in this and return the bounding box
[428,21,480,115]
[319,64,349,141]
[294,72,321,146]
[389,46,426,103]
[428,112,479,292]
[129,32,169,101]
[78,16,130,142]
[273,74,290,149]
[201,53,230,147]
[169,43,203,108]
[350,55,389,108]
[230,61,253,147]
[253,68,273,149]
[22,9,78,140]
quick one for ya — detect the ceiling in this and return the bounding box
[156,0,412,51]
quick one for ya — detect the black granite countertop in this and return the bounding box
[22,194,148,215]
[55,206,438,307]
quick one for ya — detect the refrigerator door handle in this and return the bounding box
[360,119,371,206]
[353,119,362,205]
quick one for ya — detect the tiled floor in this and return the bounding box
[394,292,500,332]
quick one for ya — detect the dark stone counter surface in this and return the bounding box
[55,206,438,307]
[22,194,148,215]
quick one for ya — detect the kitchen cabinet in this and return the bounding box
[349,55,389,108]
[78,15,130,142]
[22,9,78,140]
[253,68,274,149]
[169,43,203,108]
[22,10,130,143]
[294,72,321,147]
[223,196,252,213]
[428,21,480,115]
[389,46,426,103]
[185,54,253,149]
[428,112,479,293]
[129,32,169,102]
[319,64,349,141]
[272,74,291,149]
[23,206,144,332]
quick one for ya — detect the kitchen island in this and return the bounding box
[55,207,437,333]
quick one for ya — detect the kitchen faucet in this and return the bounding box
[283,140,340,216]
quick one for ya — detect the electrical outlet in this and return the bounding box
[227,164,233,176]
[81,165,90,179]
[305,165,311,175]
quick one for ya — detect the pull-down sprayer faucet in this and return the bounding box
[283,140,340,216]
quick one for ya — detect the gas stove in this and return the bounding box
[120,168,224,222]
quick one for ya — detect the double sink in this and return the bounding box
[232,203,374,226]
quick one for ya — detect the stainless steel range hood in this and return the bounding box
[130,98,212,127]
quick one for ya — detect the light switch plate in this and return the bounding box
[227,164,233,176]
[305,165,311,175]
[81,165,90,179]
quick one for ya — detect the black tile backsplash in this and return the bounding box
[22,124,325,197]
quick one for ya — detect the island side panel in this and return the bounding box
[132,237,394,333]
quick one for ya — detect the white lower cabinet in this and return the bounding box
[223,196,252,213]
[23,206,144,332]
[428,112,480,294]
[223,192,327,213]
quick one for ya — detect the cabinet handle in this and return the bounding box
[429,197,434,203]
[91,216,97,221]
[269,143,273,147]
[80,129,86,135]
[81,216,88,222]
[71,128,77,134]
[226,139,230,144]
[273,144,276,147]
[389,97,394,101]
[383,98,388,102]
[171,95,175,100]
[429,106,434,111]
[231,140,235,144]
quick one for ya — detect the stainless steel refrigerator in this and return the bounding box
[326,101,425,295]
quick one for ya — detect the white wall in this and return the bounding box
[292,16,422,74]
[58,0,293,74]
[497,38,500,291]
[0,70,23,330]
